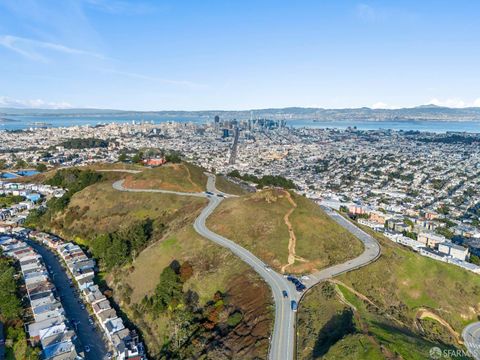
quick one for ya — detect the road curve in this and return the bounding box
[112,174,381,360]
[463,323,480,360]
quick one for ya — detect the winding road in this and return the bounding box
[112,174,381,360]
[462,323,480,360]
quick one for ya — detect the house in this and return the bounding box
[438,242,469,261]
[369,210,389,225]
[142,158,166,167]
[418,232,446,249]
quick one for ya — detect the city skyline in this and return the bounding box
[1,0,479,110]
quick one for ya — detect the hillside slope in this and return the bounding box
[298,226,480,359]
[28,166,272,359]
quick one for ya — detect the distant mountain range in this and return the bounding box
[1,105,480,122]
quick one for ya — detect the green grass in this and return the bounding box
[320,334,385,360]
[50,180,207,240]
[289,193,363,270]
[215,175,249,195]
[337,284,467,360]
[123,162,207,192]
[338,225,480,333]
[207,189,363,273]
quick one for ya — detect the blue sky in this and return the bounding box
[0,0,479,110]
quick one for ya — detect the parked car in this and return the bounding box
[282,290,288,298]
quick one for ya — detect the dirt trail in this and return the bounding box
[332,279,461,344]
[330,279,406,328]
[415,308,463,345]
[280,191,308,273]
[182,163,202,192]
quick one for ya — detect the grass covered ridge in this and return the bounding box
[123,162,207,193]
[207,189,363,273]
[297,281,467,360]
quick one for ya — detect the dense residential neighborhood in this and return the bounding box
[1,118,480,359]
[2,119,479,255]
[0,228,146,360]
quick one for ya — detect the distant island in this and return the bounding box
[1,104,480,122]
[0,117,19,123]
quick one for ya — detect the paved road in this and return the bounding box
[26,239,108,359]
[463,323,480,360]
[97,169,142,174]
[112,174,381,360]
[302,206,381,288]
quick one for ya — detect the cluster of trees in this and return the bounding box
[228,170,296,189]
[0,257,22,320]
[0,194,25,207]
[119,149,182,164]
[26,169,103,227]
[59,138,109,149]
[91,219,154,269]
[0,257,39,359]
[419,134,480,145]
[134,261,244,358]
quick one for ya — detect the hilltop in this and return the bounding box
[122,162,207,193]
[2,104,480,122]
[207,188,363,274]
[25,163,272,359]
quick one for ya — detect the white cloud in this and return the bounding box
[428,98,467,108]
[0,96,72,109]
[474,98,480,107]
[371,102,389,109]
[0,34,105,62]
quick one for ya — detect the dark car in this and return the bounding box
[282,290,288,298]
[290,300,298,312]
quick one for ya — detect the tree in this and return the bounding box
[118,152,128,162]
[132,151,144,163]
[471,254,480,266]
[36,163,47,172]
[15,159,28,169]
[153,266,183,312]
[0,259,22,320]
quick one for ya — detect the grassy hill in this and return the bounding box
[29,166,272,359]
[215,174,249,195]
[207,189,363,273]
[112,225,272,358]
[122,162,207,192]
[297,225,479,359]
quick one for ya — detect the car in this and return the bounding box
[85,345,91,353]
[205,191,214,195]
[282,290,288,298]
[300,275,310,281]
[296,283,306,292]
[88,318,94,325]
[217,194,225,197]
[290,300,298,312]
[80,304,85,310]
[264,265,271,272]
